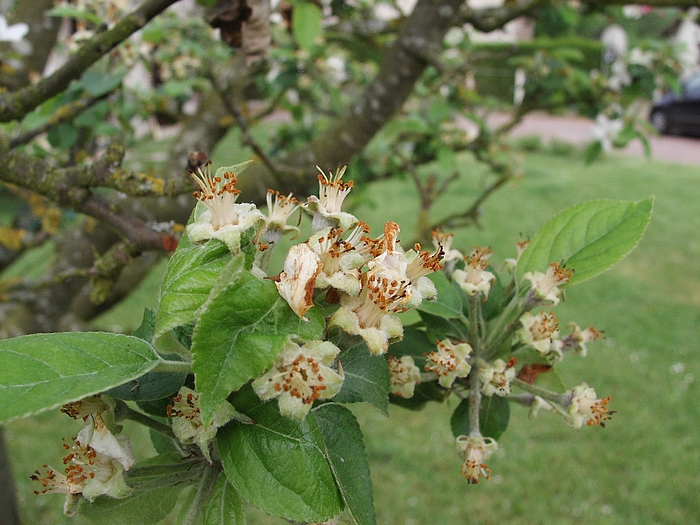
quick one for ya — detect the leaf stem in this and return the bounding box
[467,295,481,354]
[468,367,481,435]
[153,330,192,361]
[151,360,193,374]
[512,378,569,406]
[183,464,219,525]
[114,400,177,441]
[467,295,483,435]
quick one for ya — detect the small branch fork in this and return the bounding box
[0,0,180,123]
[208,71,283,186]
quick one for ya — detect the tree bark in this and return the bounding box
[0,427,21,525]
[235,0,468,200]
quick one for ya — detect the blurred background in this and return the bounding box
[1,0,698,523]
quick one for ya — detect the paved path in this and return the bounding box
[490,112,700,166]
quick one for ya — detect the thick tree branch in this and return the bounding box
[461,0,545,32]
[1,139,191,199]
[0,140,177,252]
[0,0,179,122]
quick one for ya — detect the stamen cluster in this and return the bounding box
[190,161,241,230]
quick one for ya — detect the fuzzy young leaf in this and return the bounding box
[0,333,160,423]
[332,336,390,414]
[314,403,376,525]
[155,237,231,338]
[192,256,324,425]
[218,388,344,522]
[517,198,654,285]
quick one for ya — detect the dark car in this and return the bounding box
[649,73,700,136]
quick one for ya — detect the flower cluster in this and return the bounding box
[253,340,344,420]
[36,160,614,506]
[387,355,421,398]
[269,167,445,356]
[424,339,472,388]
[455,434,498,484]
[32,397,135,513]
[167,386,238,462]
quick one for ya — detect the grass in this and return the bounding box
[5,149,700,524]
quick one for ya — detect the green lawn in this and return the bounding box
[5,150,700,524]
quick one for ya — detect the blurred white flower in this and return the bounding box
[0,15,28,42]
[591,114,624,152]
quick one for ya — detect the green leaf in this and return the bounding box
[417,272,463,319]
[137,396,172,418]
[479,394,510,440]
[218,389,344,522]
[450,395,510,440]
[293,2,323,50]
[584,141,603,164]
[155,237,231,338]
[534,367,567,394]
[418,311,467,342]
[104,309,188,400]
[74,100,110,127]
[314,404,376,525]
[149,428,180,455]
[389,326,434,361]
[103,365,186,401]
[0,333,160,423]
[80,485,186,525]
[80,70,125,97]
[47,122,78,149]
[389,380,448,410]
[202,474,245,525]
[192,256,324,424]
[517,198,654,285]
[47,5,102,24]
[332,336,390,414]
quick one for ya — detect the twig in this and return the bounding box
[209,75,283,186]
[79,194,174,252]
[0,0,179,122]
[9,93,108,148]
